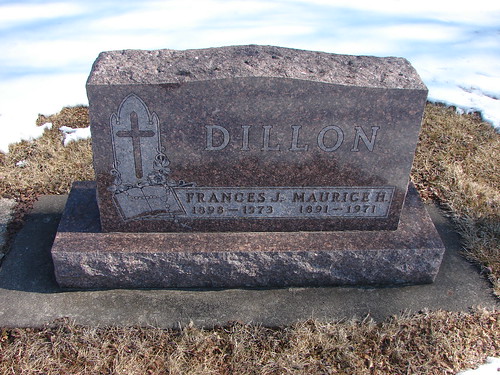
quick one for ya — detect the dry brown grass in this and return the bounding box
[412,103,500,296]
[0,309,498,375]
[0,106,94,201]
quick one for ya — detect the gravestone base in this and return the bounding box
[51,181,445,289]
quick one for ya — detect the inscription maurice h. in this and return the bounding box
[107,93,393,222]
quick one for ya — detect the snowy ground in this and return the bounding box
[0,0,499,152]
[459,357,500,375]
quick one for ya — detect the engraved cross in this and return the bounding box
[116,111,155,179]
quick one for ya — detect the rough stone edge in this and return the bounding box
[0,198,16,259]
[86,45,428,90]
[51,182,446,289]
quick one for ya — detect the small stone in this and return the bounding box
[0,198,16,253]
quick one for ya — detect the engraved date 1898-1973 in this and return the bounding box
[191,205,274,215]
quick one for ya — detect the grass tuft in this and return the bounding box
[0,105,94,201]
[412,103,500,296]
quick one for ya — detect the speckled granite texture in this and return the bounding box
[87,46,427,89]
[87,45,428,233]
[51,181,445,289]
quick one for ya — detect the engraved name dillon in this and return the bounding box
[205,125,380,152]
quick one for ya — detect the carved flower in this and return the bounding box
[147,171,168,185]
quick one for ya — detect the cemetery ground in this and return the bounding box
[0,103,498,374]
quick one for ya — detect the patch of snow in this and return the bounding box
[427,84,500,126]
[59,126,91,147]
[15,160,28,168]
[0,72,87,153]
[0,119,52,154]
[457,357,500,375]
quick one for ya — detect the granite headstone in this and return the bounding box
[87,45,427,232]
[51,45,445,288]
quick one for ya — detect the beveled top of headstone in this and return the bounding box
[87,45,426,89]
[87,45,428,233]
